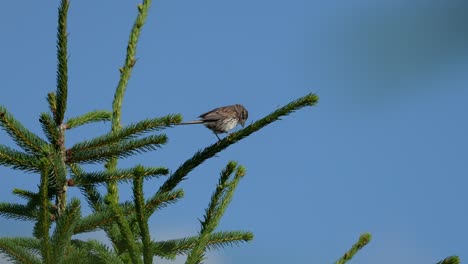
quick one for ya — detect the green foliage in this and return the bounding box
[0,203,37,221]
[71,239,125,264]
[69,164,105,210]
[47,93,57,117]
[335,233,372,264]
[0,238,41,264]
[133,167,152,264]
[436,256,460,264]
[112,0,152,130]
[54,0,69,125]
[109,198,142,264]
[12,189,40,203]
[51,199,81,262]
[67,134,168,164]
[65,110,112,129]
[4,0,455,264]
[0,145,41,172]
[0,0,457,262]
[2,237,41,255]
[39,113,60,147]
[151,231,253,259]
[71,165,168,186]
[145,189,184,213]
[70,115,181,152]
[37,161,51,264]
[186,162,246,264]
[0,106,47,155]
[0,0,455,261]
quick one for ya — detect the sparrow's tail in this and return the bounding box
[177,120,205,125]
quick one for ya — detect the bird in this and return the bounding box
[179,104,248,140]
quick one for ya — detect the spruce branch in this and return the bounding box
[0,238,42,264]
[12,188,40,203]
[69,164,105,210]
[151,231,253,259]
[335,233,372,264]
[67,134,167,164]
[0,106,48,155]
[39,112,60,145]
[14,188,42,210]
[186,162,246,264]
[54,0,70,125]
[103,0,153,254]
[72,201,135,235]
[133,166,152,264]
[0,203,37,221]
[147,93,318,215]
[48,150,66,192]
[108,200,142,264]
[70,114,181,152]
[112,0,152,130]
[51,0,71,215]
[2,237,41,256]
[71,163,127,249]
[51,199,81,263]
[71,239,124,264]
[60,247,91,264]
[73,208,116,234]
[72,165,168,186]
[0,144,41,172]
[48,149,68,216]
[51,0,75,218]
[436,256,460,264]
[37,161,52,264]
[80,184,105,210]
[145,189,184,213]
[65,110,112,129]
[47,92,57,117]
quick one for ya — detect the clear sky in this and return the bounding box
[1,1,467,263]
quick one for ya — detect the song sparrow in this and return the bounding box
[179,104,248,140]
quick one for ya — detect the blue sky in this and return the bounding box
[1,1,468,263]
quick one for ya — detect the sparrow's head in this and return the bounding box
[234,104,248,127]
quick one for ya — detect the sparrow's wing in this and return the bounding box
[199,106,228,121]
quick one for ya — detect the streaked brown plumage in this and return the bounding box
[179,104,248,140]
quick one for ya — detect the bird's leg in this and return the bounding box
[215,133,221,141]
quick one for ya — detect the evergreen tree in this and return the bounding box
[0,1,459,264]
